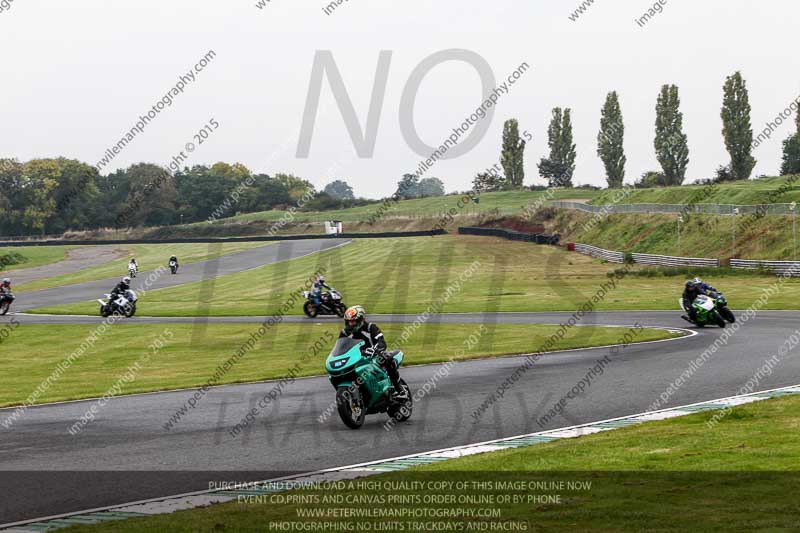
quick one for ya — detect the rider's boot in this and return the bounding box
[386,363,407,400]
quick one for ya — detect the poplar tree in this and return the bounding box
[500,119,526,189]
[655,85,690,185]
[721,71,756,180]
[597,91,626,188]
[538,108,576,187]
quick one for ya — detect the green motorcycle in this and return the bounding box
[325,338,413,429]
[680,294,726,328]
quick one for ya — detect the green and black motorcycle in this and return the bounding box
[680,294,731,328]
[325,338,412,429]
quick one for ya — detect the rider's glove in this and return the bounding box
[364,347,376,357]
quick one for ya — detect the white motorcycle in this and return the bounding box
[302,288,346,317]
[98,289,138,318]
[128,263,138,278]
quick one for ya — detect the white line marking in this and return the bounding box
[3,381,798,530]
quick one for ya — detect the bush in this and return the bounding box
[0,252,27,270]
[635,171,669,188]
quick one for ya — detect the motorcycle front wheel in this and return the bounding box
[335,303,346,318]
[720,307,736,323]
[336,387,365,429]
[0,301,10,316]
[124,303,137,318]
[713,311,726,328]
[303,302,318,318]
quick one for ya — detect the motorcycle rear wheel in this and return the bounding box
[336,387,365,429]
[303,302,318,318]
[0,301,9,316]
[100,305,111,318]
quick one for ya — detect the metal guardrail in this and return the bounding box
[632,252,719,268]
[552,200,799,216]
[730,259,800,276]
[574,244,719,267]
[573,244,625,263]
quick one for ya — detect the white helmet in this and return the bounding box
[123,276,131,283]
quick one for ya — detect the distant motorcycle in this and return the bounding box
[679,294,726,328]
[302,288,346,318]
[169,259,179,275]
[98,290,138,318]
[0,291,14,316]
[325,338,413,429]
[128,263,138,278]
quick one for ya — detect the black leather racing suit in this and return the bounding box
[339,322,401,389]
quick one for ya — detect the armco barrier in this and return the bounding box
[631,252,719,268]
[0,229,446,248]
[458,227,560,245]
[731,259,800,276]
[573,244,719,267]
[573,244,624,263]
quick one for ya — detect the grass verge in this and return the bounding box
[65,394,800,532]
[0,245,75,272]
[0,323,679,407]
[29,235,800,316]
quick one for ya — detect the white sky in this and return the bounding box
[1,0,798,198]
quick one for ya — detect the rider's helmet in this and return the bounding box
[122,276,131,284]
[317,275,326,285]
[1,278,10,287]
[692,277,703,285]
[344,305,366,334]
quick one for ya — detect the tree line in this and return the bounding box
[473,71,799,191]
[0,160,386,236]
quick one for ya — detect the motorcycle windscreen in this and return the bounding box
[694,295,715,310]
[329,337,364,358]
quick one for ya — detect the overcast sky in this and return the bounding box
[1,0,798,198]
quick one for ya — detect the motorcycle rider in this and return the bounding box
[682,278,722,322]
[111,276,131,299]
[312,275,331,306]
[0,278,12,300]
[169,255,179,270]
[128,257,139,277]
[339,305,407,399]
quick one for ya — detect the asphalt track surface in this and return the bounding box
[2,242,800,524]
[9,238,351,312]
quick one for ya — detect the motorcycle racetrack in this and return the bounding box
[1,237,799,525]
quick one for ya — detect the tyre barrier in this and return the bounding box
[0,229,447,248]
[458,227,561,245]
